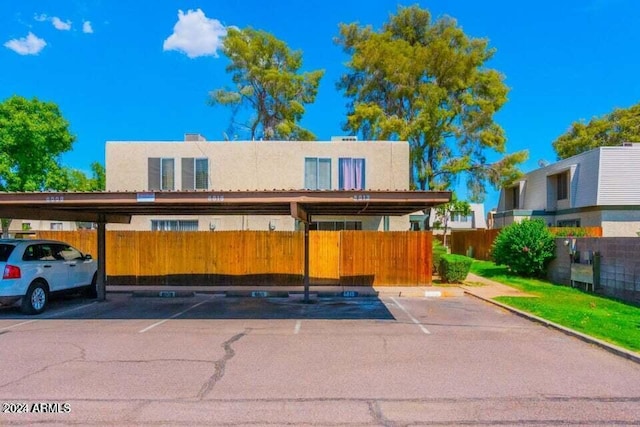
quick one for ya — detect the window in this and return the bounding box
[304,158,331,190]
[148,158,175,190]
[151,220,198,231]
[0,244,15,262]
[557,172,568,200]
[504,185,520,210]
[557,219,580,227]
[338,158,365,190]
[309,221,362,231]
[182,158,209,190]
[50,223,63,231]
[56,245,83,261]
[452,212,470,222]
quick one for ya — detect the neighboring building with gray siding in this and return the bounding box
[494,144,640,236]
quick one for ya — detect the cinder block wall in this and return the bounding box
[547,237,640,305]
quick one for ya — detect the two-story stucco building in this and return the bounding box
[105,135,413,231]
[494,143,640,236]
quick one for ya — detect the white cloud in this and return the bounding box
[51,17,72,30]
[163,9,227,58]
[34,14,72,30]
[82,21,93,34]
[4,32,47,55]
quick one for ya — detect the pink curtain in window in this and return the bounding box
[341,159,354,190]
[354,159,364,190]
[340,158,365,190]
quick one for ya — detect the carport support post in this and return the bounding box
[97,216,107,301]
[304,219,310,303]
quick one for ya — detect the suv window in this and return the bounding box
[23,244,62,262]
[0,244,15,262]
[56,245,83,261]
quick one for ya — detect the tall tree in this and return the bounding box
[0,95,76,236]
[337,5,526,199]
[553,102,640,159]
[209,27,324,141]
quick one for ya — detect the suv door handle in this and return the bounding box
[68,264,76,267]
[43,265,52,268]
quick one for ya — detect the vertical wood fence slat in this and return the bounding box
[34,230,431,287]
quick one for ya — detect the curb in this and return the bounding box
[464,291,640,365]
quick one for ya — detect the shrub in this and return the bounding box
[438,254,473,283]
[432,238,448,273]
[551,227,587,237]
[491,219,556,277]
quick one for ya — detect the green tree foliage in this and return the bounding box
[336,5,527,199]
[552,102,640,159]
[0,95,75,192]
[62,162,106,191]
[209,27,324,141]
[0,95,87,237]
[491,219,556,277]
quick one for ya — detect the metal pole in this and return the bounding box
[97,217,107,301]
[303,220,310,303]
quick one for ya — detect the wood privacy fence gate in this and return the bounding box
[35,231,432,287]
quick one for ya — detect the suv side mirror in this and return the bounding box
[84,254,93,260]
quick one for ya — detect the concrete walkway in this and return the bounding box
[106,284,465,298]
[460,272,535,299]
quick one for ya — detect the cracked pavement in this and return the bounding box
[0,293,639,425]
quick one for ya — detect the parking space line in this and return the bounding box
[294,320,302,334]
[138,299,211,333]
[0,301,98,331]
[389,297,431,335]
[0,319,39,331]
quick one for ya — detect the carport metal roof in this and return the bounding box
[0,189,451,303]
[0,189,451,223]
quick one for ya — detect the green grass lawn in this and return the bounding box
[470,260,640,353]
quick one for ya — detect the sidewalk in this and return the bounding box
[460,273,535,299]
[106,284,465,298]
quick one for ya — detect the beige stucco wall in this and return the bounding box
[106,140,409,192]
[106,140,411,231]
[601,210,640,236]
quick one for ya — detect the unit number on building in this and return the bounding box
[208,195,225,202]
[353,194,370,201]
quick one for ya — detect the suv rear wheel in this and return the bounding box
[21,281,48,315]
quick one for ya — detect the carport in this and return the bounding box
[0,190,450,302]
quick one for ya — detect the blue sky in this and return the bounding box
[2,1,640,210]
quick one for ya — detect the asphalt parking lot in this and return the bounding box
[1,292,639,426]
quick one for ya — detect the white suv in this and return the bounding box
[0,239,98,314]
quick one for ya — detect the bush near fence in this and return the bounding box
[450,227,602,261]
[35,230,432,287]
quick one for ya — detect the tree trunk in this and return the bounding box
[1,218,11,238]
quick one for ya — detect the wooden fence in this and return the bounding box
[450,229,501,261]
[450,226,602,261]
[35,230,432,287]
